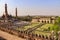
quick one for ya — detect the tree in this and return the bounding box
[55,17,60,25]
[20,15,32,22]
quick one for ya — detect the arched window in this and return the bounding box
[47,21,49,23]
[45,21,46,23]
[42,21,43,23]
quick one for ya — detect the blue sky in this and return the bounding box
[0,0,60,16]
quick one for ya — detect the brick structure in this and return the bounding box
[32,16,56,24]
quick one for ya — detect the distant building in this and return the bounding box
[31,16,56,24]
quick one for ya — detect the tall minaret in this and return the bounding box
[5,4,8,17]
[15,8,17,19]
[5,4,8,22]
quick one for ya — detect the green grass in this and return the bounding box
[36,24,54,31]
[15,22,40,31]
[16,27,25,31]
[15,23,59,37]
[32,24,54,36]
[32,30,51,36]
[23,22,40,30]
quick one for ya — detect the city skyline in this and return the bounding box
[0,0,60,16]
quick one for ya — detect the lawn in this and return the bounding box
[33,30,51,36]
[32,24,54,36]
[15,23,57,36]
[23,22,40,30]
[15,22,40,31]
[36,24,54,31]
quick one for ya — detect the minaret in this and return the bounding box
[5,4,8,22]
[5,4,8,17]
[15,8,17,19]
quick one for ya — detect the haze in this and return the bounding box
[0,0,60,16]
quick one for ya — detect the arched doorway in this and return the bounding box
[47,21,49,23]
[42,21,43,23]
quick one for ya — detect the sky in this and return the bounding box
[0,0,60,16]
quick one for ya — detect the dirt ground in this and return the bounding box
[0,30,26,40]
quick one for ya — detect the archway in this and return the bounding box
[47,21,49,23]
